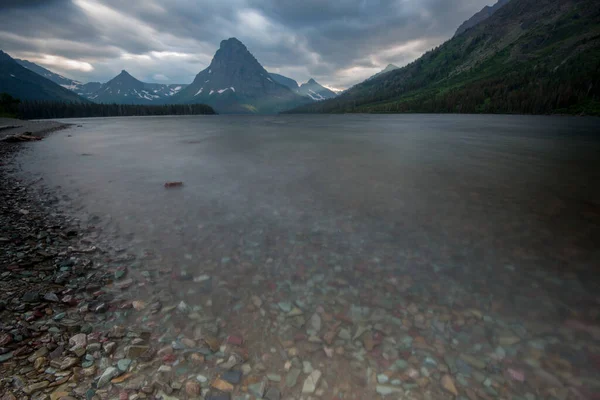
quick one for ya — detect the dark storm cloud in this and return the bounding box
[0,0,495,88]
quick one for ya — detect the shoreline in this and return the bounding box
[0,118,71,141]
[0,129,141,399]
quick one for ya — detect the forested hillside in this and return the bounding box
[288,0,600,115]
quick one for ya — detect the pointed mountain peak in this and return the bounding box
[307,78,318,84]
[118,70,133,77]
[0,50,14,62]
[220,37,247,50]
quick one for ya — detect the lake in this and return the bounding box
[18,114,600,398]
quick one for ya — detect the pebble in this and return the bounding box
[97,367,119,388]
[248,381,266,398]
[23,381,50,395]
[186,381,202,396]
[117,358,132,372]
[286,368,301,387]
[302,369,322,393]
[441,375,458,396]
[221,370,242,384]
[212,378,234,392]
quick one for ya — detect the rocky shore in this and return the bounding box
[1,121,600,400]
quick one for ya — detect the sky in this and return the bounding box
[0,0,495,90]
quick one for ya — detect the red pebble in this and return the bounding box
[162,354,177,364]
[227,335,243,346]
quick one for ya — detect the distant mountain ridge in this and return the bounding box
[269,73,337,101]
[16,58,187,104]
[288,0,600,116]
[86,70,186,104]
[172,38,311,113]
[297,79,337,101]
[455,0,510,36]
[0,50,88,103]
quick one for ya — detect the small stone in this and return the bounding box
[498,334,521,347]
[227,335,243,346]
[23,381,50,395]
[265,387,281,400]
[221,370,242,384]
[441,375,458,396]
[287,307,303,317]
[377,374,389,384]
[0,334,11,346]
[69,333,87,350]
[126,345,149,359]
[267,373,281,382]
[132,301,146,310]
[338,328,351,341]
[60,357,79,370]
[103,342,116,355]
[302,369,322,393]
[248,381,266,398]
[186,381,202,396]
[459,354,486,370]
[196,375,208,383]
[286,368,301,388]
[507,368,525,382]
[98,367,120,388]
[310,313,322,332]
[251,295,262,308]
[376,385,403,396]
[212,378,234,392]
[118,358,132,372]
[303,361,313,374]
[22,291,39,303]
[34,357,47,369]
[44,292,60,302]
[204,337,221,352]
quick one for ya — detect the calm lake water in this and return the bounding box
[17,114,600,398]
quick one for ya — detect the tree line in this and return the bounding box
[0,94,216,119]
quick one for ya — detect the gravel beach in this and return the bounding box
[0,118,69,141]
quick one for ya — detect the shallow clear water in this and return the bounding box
[17,114,600,398]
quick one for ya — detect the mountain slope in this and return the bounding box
[172,38,311,114]
[288,0,600,116]
[297,79,337,101]
[367,64,400,80]
[269,73,299,90]
[88,70,186,104]
[15,58,83,89]
[0,51,88,103]
[455,0,510,36]
[14,59,105,99]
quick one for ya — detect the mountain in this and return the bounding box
[455,0,510,36]
[15,58,83,89]
[87,70,186,104]
[269,74,337,101]
[172,38,311,113]
[288,0,600,116]
[269,73,299,90]
[368,64,399,80]
[77,82,103,98]
[297,78,337,101]
[0,50,88,103]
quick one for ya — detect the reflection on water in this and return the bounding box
[20,114,600,398]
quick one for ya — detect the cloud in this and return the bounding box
[0,0,496,88]
[28,54,94,72]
